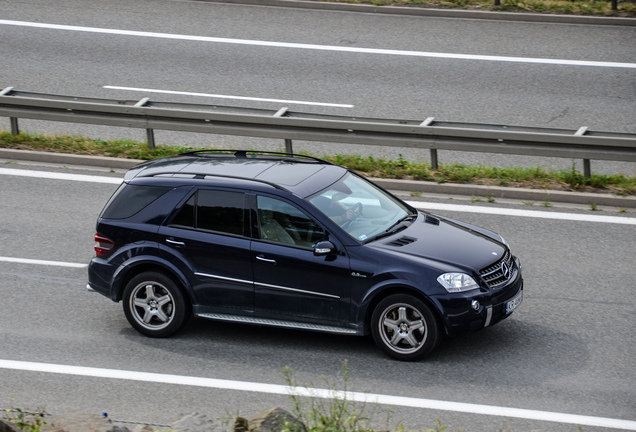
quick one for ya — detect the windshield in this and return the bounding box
[308,172,414,242]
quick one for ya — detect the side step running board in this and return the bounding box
[196,312,359,335]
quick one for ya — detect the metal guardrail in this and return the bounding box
[1,87,635,177]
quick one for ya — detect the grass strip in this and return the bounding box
[314,0,636,16]
[1,130,634,196]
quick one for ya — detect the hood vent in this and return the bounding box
[424,214,440,225]
[386,236,417,247]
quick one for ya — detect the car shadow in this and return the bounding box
[121,314,587,389]
[418,318,590,387]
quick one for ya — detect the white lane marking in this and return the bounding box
[1,359,634,430]
[2,168,635,225]
[104,86,354,108]
[2,20,635,69]
[0,167,122,184]
[0,257,86,268]
[407,201,636,225]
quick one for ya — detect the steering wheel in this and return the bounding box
[340,202,363,229]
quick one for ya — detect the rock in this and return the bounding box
[247,408,306,432]
[0,419,20,432]
[4,408,308,432]
[42,413,131,432]
[233,416,249,432]
[131,425,155,432]
[170,412,220,432]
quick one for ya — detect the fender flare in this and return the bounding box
[111,255,194,303]
[355,278,447,334]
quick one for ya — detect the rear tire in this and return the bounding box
[371,294,441,361]
[122,271,190,337]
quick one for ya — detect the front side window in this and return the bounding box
[170,190,245,236]
[257,196,325,248]
[309,172,412,242]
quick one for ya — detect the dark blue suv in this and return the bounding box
[88,150,523,361]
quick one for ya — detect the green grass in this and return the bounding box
[0,130,193,160]
[282,363,379,432]
[1,130,635,196]
[3,408,47,432]
[318,0,636,16]
[323,152,635,196]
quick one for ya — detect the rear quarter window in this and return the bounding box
[101,183,172,219]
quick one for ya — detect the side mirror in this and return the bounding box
[314,241,336,256]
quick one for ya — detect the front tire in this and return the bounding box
[371,294,441,361]
[122,271,190,337]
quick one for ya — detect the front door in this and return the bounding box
[251,195,352,324]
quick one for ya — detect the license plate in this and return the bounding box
[505,290,523,314]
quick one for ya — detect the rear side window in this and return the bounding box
[170,190,245,236]
[101,184,172,219]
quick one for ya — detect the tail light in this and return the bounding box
[94,233,115,257]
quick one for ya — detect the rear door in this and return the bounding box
[159,189,254,312]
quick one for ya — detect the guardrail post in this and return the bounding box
[1,87,19,134]
[430,149,439,170]
[133,98,156,149]
[146,129,156,149]
[574,127,592,178]
[10,117,19,136]
[284,139,293,153]
[274,108,294,153]
[419,118,439,169]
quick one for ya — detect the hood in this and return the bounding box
[370,213,506,272]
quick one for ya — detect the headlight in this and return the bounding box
[437,273,479,293]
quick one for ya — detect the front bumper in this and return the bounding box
[435,269,524,336]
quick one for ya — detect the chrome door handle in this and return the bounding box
[166,239,185,247]
[256,255,276,264]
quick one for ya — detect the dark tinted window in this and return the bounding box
[169,195,195,228]
[198,190,245,235]
[101,184,172,219]
[170,190,245,236]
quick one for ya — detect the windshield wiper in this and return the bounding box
[386,213,417,233]
[365,213,417,243]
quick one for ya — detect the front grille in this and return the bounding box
[480,250,514,288]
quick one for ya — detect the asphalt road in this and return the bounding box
[0,160,635,431]
[1,0,636,175]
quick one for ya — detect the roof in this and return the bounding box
[124,150,348,197]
